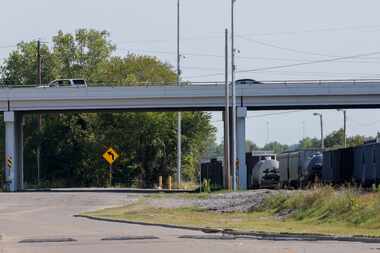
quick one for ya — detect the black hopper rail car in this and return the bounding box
[200,158,223,189]
[323,141,380,186]
[353,142,380,186]
[322,147,354,184]
[278,149,322,188]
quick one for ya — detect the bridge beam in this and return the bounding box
[236,107,247,190]
[4,111,23,192]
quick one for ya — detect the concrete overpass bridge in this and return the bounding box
[3,79,380,191]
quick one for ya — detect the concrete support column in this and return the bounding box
[236,107,247,190]
[4,111,23,192]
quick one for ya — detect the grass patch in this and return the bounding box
[262,186,380,230]
[83,187,380,237]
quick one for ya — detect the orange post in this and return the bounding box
[168,176,172,191]
[159,176,163,190]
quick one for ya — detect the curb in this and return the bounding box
[22,188,195,194]
[75,215,380,244]
[75,215,203,231]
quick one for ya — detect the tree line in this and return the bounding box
[0,29,216,188]
[208,128,375,158]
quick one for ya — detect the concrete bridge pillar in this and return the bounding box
[236,107,247,190]
[4,111,23,192]
[223,107,247,190]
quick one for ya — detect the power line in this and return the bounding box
[237,35,380,64]
[211,110,303,123]
[237,51,380,74]
[349,118,380,128]
[116,33,223,45]
[239,24,380,37]
[116,24,380,46]
[238,35,331,58]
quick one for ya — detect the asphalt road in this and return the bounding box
[0,192,379,253]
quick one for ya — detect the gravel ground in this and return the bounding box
[196,190,292,212]
[146,190,293,213]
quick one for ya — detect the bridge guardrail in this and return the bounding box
[1,78,380,89]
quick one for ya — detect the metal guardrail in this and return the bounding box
[1,79,380,89]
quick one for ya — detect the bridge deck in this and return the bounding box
[0,80,380,112]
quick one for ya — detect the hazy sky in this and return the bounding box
[1,0,380,146]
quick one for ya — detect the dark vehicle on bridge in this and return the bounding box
[235,79,262,85]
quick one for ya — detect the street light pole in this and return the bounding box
[176,0,182,187]
[343,110,347,148]
[313,113,324,149]
[37,40,42,186]
[224,28,230,190]
[231,0,237,191]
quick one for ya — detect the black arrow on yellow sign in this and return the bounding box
[107,151,115,161]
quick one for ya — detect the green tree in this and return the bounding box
[246,140,259,152]
[263,141,289,154]
[0,29,215,188]
[1,41,58,85]
[298,137,321,149]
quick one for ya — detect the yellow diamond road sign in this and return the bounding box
[102,147,119,165]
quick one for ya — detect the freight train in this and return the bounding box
[323,141,380,187]
[279,140,380,188]
[200,139,380,190]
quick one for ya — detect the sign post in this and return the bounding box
[102,147,120,187]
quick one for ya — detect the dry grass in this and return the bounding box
[84,186,380,237]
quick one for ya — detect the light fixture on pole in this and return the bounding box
[313,113,324,149]
[337,109,347,148]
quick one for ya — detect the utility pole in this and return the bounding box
[224,28,230,190]
[176,0,182,187]
[231,0,237,191]
[37,40,42,186]
[337,109,347,148]
[37,40,42,85]
[313,113,324,149]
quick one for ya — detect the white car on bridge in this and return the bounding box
[39,79,87,88]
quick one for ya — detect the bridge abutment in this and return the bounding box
[4,111,24,192]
